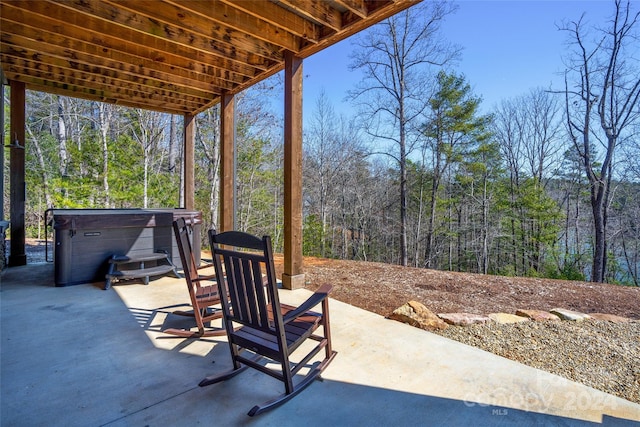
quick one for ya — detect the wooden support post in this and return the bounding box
[219,93,235,232]
[282,52,304,290]
[183,114,195,210]
[9,80,26,266]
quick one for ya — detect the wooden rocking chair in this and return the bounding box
[200,229,337,416]
[162,217,226,338]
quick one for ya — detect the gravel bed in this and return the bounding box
[432,319,640,405]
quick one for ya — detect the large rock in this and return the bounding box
[588,313,632,323]
[488,313,530,324]
[550,308,591,321]
[515,309,561,321]
[437,312,492,326]
[388,301,448,330]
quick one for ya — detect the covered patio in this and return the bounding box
[2,263,639,425]
[2,2,640,425]
[1,0,418,288]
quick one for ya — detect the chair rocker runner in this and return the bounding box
[162,218,226,338]
[201,229,337,416]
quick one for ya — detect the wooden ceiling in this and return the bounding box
[0,0,419,116]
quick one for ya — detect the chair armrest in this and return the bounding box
[197,261,214,270]
[282,284,332,324]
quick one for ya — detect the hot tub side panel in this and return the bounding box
[52,209,201,286]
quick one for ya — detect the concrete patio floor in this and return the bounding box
[1,263,639,426]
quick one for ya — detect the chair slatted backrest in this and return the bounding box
[165,218,225,338]
[210,231,282,334]
[174,217,199,283]
[204,229,336,416]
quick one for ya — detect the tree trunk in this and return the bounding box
[143,150,149,208]
[561,1,640,282]
[169,114,178,176]
[56,96,69,177]
[99,103,112,207]
[425,149,441,269]
[591,192,606,282]
[399,98,408,267]
[27,126,52,208]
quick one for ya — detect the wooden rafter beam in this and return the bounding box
[164,0,302,53]
[0,34,222,101]
[0,1,261,79]
[1,0,421,116]
[75,0,278,67]
[219,0,321,44]
[334,0,369,19]
[275,0,343,32]
[0,12,250,87]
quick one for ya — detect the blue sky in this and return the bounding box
[301,1,616,117]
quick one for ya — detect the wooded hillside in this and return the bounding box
[2,1,638,286]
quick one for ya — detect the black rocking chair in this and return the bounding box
[200,229,337,416]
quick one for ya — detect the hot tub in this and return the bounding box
[48,208,202,286]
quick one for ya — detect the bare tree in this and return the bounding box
[97,103,114,207]
[494,88,563,184]
[194,79,280,237]
[233,82,281,239]
[616,127,640,286]
[304,90,335,257]
[522,89,564,184]
[493,88,564,274]
[195,106,220,228]
[56,96,69,177]
[129,109,165,208]
[25,125,52,209]
[560,0,640,282]
[304,90,363,257]
[348,1,459,266]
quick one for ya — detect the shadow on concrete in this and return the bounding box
[2,263,639,426]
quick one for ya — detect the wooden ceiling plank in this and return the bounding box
[23,81,193,115]
[72,0,279,68]
[274,0,344,31]
[297,0,420,58]
[334,0,369,19]
[1,59,211,113]
[3,0,267,78]
[4,71,198,115]
[0,23,238,96]
[105,0,287,60]
[0,35,219,102]
[334,0,370,19]
[0,46,216,112]
[2,64,205,114]
[162,0,303,52]
[0,59,197,115]
[219,0,321,43]
[1,0,422,116]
